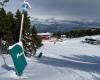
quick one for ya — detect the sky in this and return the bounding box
[4,0,100,21]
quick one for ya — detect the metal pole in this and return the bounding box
[19,13,24,42]
[0,39,7,65]
[19,0,31,42]
[2,54,7,65]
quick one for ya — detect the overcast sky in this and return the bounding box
[5,0,100,21]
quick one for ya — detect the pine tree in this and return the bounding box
[23,12,30,32]
[31,25,43,49]
[0,8,12,54]
[22,25,43,57]
[0,0,10,46]
[22,31,35,57]
[7,12,15,45]
[0,8,10,40]
[22,12,36,57]
[14,10,42,57]
[0,9,43,56]
[14,9,22,42]
[22,12,43,57]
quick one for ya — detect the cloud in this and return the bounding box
[5,0,22,13]
[5,0,100,20]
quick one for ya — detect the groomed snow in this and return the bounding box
[0,35,100,80]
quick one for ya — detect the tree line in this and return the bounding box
[0,8,43,56]
[52,29,100,38]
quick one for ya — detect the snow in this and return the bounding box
[37,32,51,36]
[1,35,100,80]
[8,42,23,50]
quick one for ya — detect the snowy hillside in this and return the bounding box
[0,35,100,80]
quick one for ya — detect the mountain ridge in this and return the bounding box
[31,18,100,33]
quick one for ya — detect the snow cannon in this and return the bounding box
[22,0,31,12]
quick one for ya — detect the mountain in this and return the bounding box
[31,18,100,33]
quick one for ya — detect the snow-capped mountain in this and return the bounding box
[31,18,100,33]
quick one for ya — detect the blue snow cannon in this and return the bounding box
[22,1,31,12]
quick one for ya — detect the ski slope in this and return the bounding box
[0,35,100,80]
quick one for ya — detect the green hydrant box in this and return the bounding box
[8,42,27,76]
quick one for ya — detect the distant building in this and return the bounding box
[38,32,52,40]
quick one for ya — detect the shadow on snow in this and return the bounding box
[61,55,100,64]
[1,64,15,71]
[37,55,100,74]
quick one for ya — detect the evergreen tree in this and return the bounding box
[22,25,43,57]
[0,0,10,45]
[22,12,33,56]
[0,8,11,54]
[23,12,30,32]
[22,12,42,57]
[14,10,42,57]
[22,31,35,57]
[7,12,15,45]
[14,9,22,42]
[0,8,43,56]
[0,8,10,40]
[31,25,43,49]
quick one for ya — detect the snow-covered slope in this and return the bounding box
[0,35,100,80]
